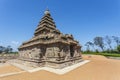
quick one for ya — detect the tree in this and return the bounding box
[94,37,105,51]
[4,46,13,53]
[85,42,90,52]
[0,46,5,53]
[86,41,95,51]
[0,45,13,53]
[104,36,112,50]
[112,36,120,46]
[116,45,120,53]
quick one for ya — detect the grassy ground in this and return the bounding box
[83,52,120,57]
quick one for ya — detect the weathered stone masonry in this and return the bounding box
[18,10,82,68]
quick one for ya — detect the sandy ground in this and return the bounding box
[1,55,120,80]
[0,64,23,75]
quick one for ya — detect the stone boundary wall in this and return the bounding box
[0,54,19,63]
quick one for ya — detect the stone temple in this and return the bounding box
[18,10,82,68]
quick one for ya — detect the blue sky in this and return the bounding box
[0,0,120,51]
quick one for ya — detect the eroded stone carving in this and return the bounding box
[18,10,82,68]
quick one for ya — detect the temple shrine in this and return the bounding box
[18,10,82,68]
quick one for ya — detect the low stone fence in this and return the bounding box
[0,54,19,63]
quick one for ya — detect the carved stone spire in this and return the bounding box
[34,9,56,36]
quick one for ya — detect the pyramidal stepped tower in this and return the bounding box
[18,10,82,68]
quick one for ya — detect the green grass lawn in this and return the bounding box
[83,52,120,57]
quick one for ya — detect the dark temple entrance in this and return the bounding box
[70,45,75,57]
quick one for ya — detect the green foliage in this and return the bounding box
[117,45,120,53]
[94,37,104,51]
[95,49,99,53]
[0,45,13,54]
[0,46,5,53]
[83,52,120,57]
[112,36,120,46]
[105,36,112,49]
[9,52,18,54]
[84,36,120,53]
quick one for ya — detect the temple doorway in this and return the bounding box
[70,45,74,57]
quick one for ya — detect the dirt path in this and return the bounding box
[0,64,23,75]
[1,55,120,80]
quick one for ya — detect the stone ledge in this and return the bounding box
[9,60,90,75]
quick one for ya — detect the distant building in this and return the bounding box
[18,10,82,68]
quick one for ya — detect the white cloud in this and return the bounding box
[11,41,19,45]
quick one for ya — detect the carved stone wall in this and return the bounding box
[18,10,82,68]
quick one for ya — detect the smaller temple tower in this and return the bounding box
[18,10,82,68]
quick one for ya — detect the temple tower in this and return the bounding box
[18,10,82,68]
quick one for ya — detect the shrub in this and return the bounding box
[117,45,120,53]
